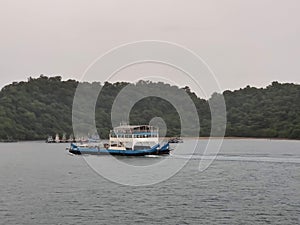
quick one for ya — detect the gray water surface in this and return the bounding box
[0,139,299,224]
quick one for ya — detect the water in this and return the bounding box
[0,139,299,224]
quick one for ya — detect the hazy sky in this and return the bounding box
[0,0,299,97]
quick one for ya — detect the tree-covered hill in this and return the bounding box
[0,76,299,141]
[0,76,77,140]
[224,82,300,139]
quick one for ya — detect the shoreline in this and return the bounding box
[1,136,299,143]
[168,136,300,141]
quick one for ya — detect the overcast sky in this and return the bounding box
[0,0,299,97]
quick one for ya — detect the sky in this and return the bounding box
[0,0,299,98]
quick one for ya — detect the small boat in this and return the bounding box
[69,124,171,156]
[46,136,54,143]
[47,133,76,143]
[67,134,75,143]
[61,133,67,143]
[168,137,183,143]
[55,133,60,143]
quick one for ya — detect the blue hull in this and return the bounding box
[69,143,170,156]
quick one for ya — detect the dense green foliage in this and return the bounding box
[224,82,300,139]
[0,76,76,140]
[0,76,299,141]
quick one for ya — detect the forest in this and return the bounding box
[0,75,299,141]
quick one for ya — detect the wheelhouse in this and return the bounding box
[109,125,159,150]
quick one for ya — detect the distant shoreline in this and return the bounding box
[1,136,299,143]
[168,136,300,141]
[3,136,297,143]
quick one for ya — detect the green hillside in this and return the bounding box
[0,76,299,141]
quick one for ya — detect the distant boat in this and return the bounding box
[67,134,75,143]
[46,133,76,143]
[46,136,54,143]
[168,137,183,143]
[69,124,170,156]
[55,134,60,143]
[61,133,67,143]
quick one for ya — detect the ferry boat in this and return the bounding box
[69,124,170,156]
